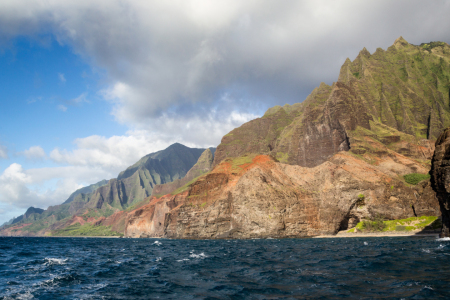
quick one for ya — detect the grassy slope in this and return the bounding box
[347,216,441,233]
[51,223,124,237]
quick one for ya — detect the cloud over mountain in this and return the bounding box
[2,0,449,130]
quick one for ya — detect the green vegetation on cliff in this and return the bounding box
[352,216,440,232]
[51,223,124,237]
[403,173,431,185]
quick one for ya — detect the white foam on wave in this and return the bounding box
[44,258,67,266]
[176,258,190,262]
[189,252,207,259]
[436,237,450,242]
[364,241,369,246]
[153,241,162,246]
[156,257,162,262]
[13,290,34,300]
[421,249,431,254]
[437,244,446,250]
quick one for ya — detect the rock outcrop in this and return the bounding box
[430,127,450,237]
[125,152,439,238]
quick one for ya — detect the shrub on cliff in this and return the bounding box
[356,214,386,232]
[403,173,430,185]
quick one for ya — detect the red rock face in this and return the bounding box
[0,223,33,236]
[430,127,450,237]
[124,153,439,239]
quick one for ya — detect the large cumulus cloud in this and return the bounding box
[2,0,449,128]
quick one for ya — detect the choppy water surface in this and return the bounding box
[1,236,450,299]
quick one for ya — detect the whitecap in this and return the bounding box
[423,286,433,290]
[155,257,162,262]
[364,242,368,246]
[44,258,67,266]
[437,244,446,250]
[153,241,162,246]
[189,252,207,259]
[421,249,431,254]
[436,237,450,242]
[176,258,190,262]
[13,290,34,300]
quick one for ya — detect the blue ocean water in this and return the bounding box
[1,236,449,299]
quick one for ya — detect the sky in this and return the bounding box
[1,0,450,224]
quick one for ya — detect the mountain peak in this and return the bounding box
[394,36,409,48]
[359,47,371,57]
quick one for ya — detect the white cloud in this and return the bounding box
[48,107,256,172]
[0,163,111,209]
[0,144,7,159]
[19,146,46,161]
[70,93,88,104]
[58,72,66,83]
[57,104,67,112]
[1,0,449,128]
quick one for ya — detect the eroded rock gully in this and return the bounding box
[124,153,439,239]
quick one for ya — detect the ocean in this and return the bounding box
[1,236,449,299]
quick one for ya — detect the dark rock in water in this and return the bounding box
[430,127,450,237]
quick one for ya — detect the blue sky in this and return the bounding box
[0,37,125,161]
[1,0,450,224]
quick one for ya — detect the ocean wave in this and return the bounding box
[44,257,68,266]
[436,237,450,242]
[176,258,190,262]
[189,252,207,259]
[1,236,449,298]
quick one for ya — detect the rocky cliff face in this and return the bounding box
[430,127,450,237]
[125,152,439,238]
[214,37,450,168]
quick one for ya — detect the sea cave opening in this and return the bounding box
[339,214,360,231]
